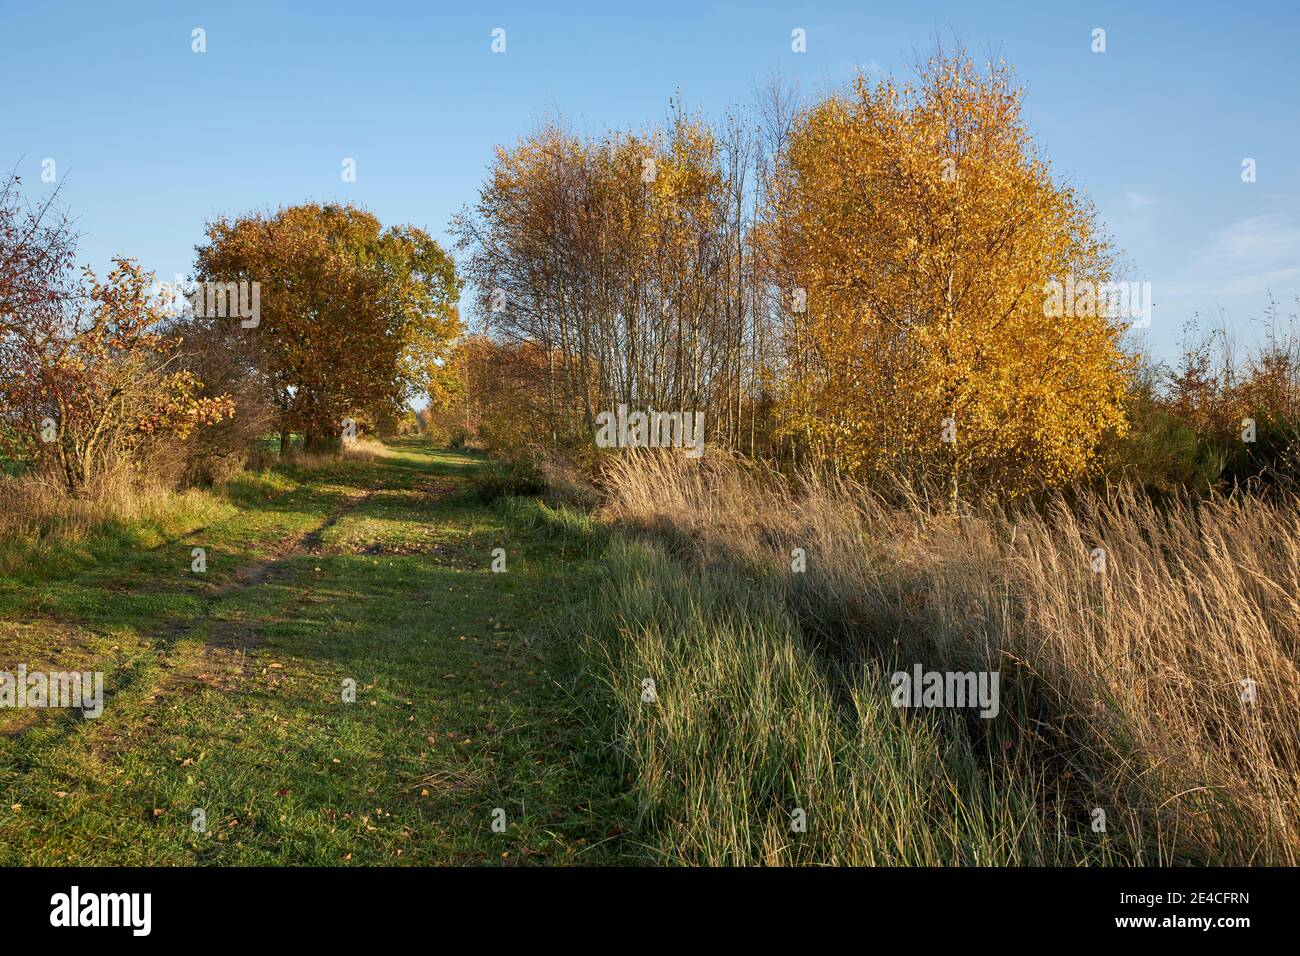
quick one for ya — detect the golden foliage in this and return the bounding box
[763,52,1132,500]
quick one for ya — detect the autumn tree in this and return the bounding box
[452,108,771,454]
[167,283,279,484]
[194,204,461,453]
[1,257,234,494]
[1,172,77,455]
[0,172,77,336]
[1,172,235,492]
[1160,306,1300,488]
[426,334,486,442]
[762,51,1131,502]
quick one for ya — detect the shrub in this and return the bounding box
[471,455,545,504]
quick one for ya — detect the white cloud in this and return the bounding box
[1124,190,1157,210]
[1163,214,1300,297]
[1202,214,1300,269]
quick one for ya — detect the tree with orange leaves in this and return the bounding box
[762,50,1132,503]
[1,254,233,494]
[195,204,460,454]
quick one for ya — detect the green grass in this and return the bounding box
[548,532,1122,866]
[0,438,1132,867]
[0,439,628,865]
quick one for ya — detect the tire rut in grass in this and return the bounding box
[154,486,378,700]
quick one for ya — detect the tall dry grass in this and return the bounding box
[0,439,384,567]
[596,450,1300,864]
[0,464,174,543]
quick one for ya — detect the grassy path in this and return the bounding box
[0,439,626,865]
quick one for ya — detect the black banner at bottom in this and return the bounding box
[0,865,1276,941]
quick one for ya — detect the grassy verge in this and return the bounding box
[542,527,1113,865]
[9,437,1289,866]
[575,450,1300,866]
[0,440,627,865]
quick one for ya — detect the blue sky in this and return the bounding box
[4,0,1299,362]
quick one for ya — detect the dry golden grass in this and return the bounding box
[0,464,173,543]
[600,450,1300,864]
[0,439,383,548]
